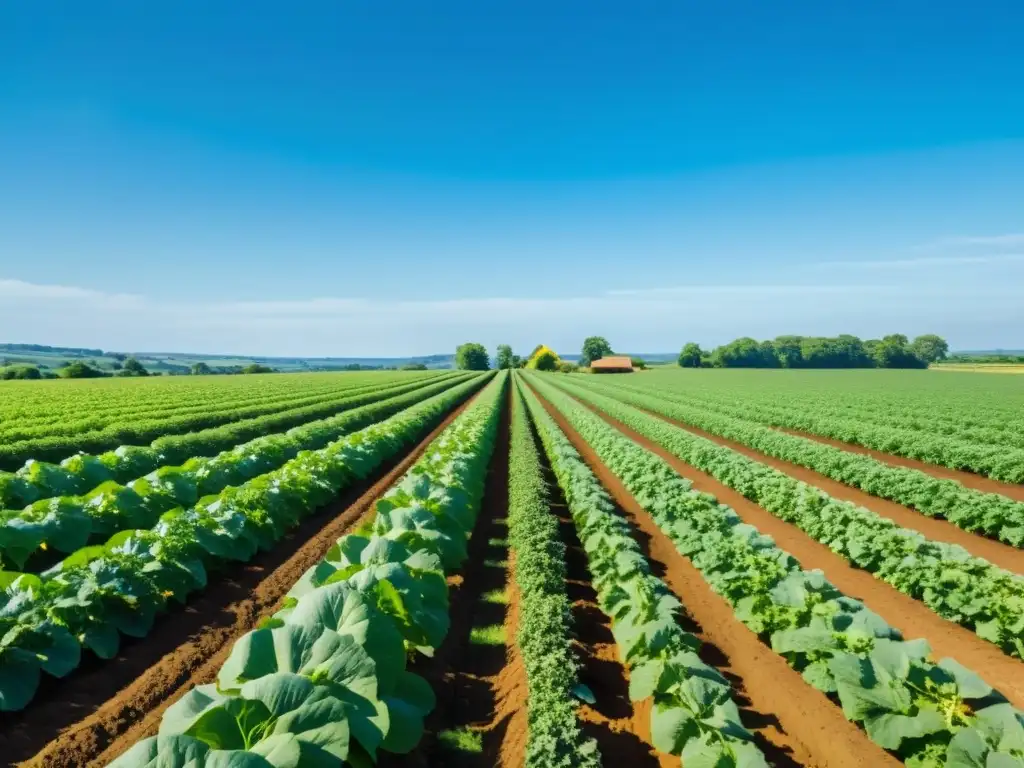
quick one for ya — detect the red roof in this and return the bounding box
[590,356,634,369]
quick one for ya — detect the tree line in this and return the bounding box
[678,334,949,369]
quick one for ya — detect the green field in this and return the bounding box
[2,367,1023,768]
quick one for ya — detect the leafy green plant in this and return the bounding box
[571,374,1024,547]
[507,381,600,767]
[0,373,477,569]
[526,373,1024,766]
[108,372,507,765]
[0,375,490,712]
[520,376,767,767]
[553,375,1024,660]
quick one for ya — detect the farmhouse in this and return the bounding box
[590,355,634,373]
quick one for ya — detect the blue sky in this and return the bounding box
[1,1,1023,356]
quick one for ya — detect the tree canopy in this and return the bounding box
[678,343,704,368]
[191,362,214,375]
[455,342,490,371]
[495,344,515,369]
[60,361,105,378]
[693,333,942,369]
[118,357,150,377]
[580,336,614,367]
[241,363,275,374]
[526,344,561,371]
[910,334,949,363]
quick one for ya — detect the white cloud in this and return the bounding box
[0,279,141,303]
[919,234,1024,250]
[820,253,1024,269]
[0,276,1021,355]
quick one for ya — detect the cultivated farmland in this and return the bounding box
[0,368,1022,768]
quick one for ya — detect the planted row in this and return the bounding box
[519,376,769,766]
[110,372,506,767]
[0,373,466,509]
[0,373,488,712]
[507,380,600,767]
[0,374,390,442]
[573,375,1024,547]
[553,376,1024,660]
[0,373,454,471]
[0,374,476,570]
[528,374,1024,767]
[623,379,1024,483]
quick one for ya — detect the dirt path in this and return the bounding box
[533,426,664,766]
[625,406,1024,574]
[528,386,892,768]
[568,396,1024,712]
[777,427,1024,503]
[395,386,528,768]
[6,393,480,768]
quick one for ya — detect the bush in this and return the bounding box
[60,362,105,379]
[558,361,579,373]
[241,364,275,374]
[400,363,428,370]
[117,357,150,377]
[630,357,647,370]
[0,365,42,380]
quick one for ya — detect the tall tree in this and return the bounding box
[580,336,614,366]
[678,343,703,368]
[910,334,949,364]
[495,344,514,369]
[455,342,490,371]
[120,357,150,377]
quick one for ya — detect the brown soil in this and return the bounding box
[778,427,1024,503]
[567,394,1024,712]
[540,441,668,767]
[529,383,894,768]
[631,408,1024,574]
[393,385,529,768]
[5,392,480,768]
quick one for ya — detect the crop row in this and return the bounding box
[0,374,402,440]
[0,373,469,509]
[572,375,1024,547]
[661,381,1024,451]
[3,371,421,433]
[520,377,769,766]
[0,373,489,712]
[0,374,457,470]
[507,380,600,767]
[549,376,1024,660]
[527,374,1024,767]
[716,385,1024,443]
[0,370,394,419]
[0,374,480,570]
[108,372,506,767]
[618,376,1024,483]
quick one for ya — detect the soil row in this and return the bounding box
[564,393,1024,712]
[629,405,1023,573]
[3,393,481,768]
[778,427,1024,503]
[394,384,528,768]
[525,383,893,768]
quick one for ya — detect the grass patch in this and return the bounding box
[469,624,506,645]
[487,537,508,547]
[483,558,509,569]
[481,589,508,604]
[437,727,483,753]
